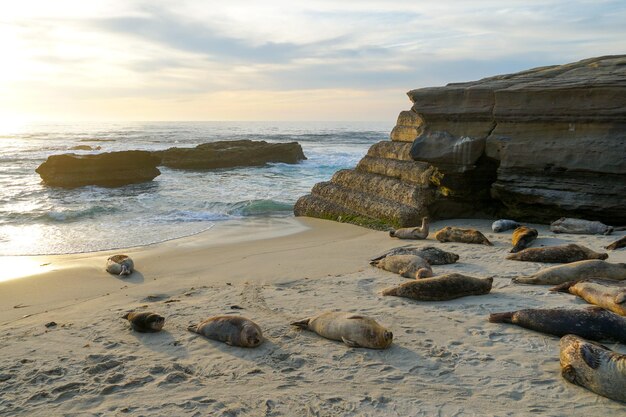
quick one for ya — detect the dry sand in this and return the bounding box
[0,218,625,416]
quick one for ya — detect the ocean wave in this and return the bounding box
[226,199,294,216]
[45,206,119,222]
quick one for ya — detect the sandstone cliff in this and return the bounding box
[295,55,626,227]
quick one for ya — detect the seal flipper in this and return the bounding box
[581,344,601,369]
[488,312,514,323]
[550,281,579,293]
[346,315,364,320]
[341,337,361,348]
[290,318,311,329]
[561,364,578,384]
[615,291,626,305]
[187,324,199,333]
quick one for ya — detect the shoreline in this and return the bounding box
[1,217,625,415]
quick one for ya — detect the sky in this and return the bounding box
[1,0,625,123]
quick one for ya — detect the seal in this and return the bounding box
[550,217,613,235]
[488,307,626,343]
[382,273,493,301]
[551,279,626,316]
[106,254,134,276]
[372,254,433,279]
[492,219,521,233]
[606,236,626,251]
[560,334,626,403]
[506,244,608,263]
[290,311,393,349]
[123,311,165,333]
[512,260,626,285]
[510,226,538,253]
[434,227,492,246]
[370,246,459,265]
[187,316,263,348]
[389,217,429,239]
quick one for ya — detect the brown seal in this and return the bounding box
[513,260,626,285]
[123,311,164,333]
[372,254,433,279]
[488,307,626,343]
[370,246,459,265]
[106,254,134,276]
[510,226,538,253]
[382,273,493,301]
[506,244,608,263]
[187,316,263,348]
[550,217,613,235]
[290,311,393,349]
[389,217,429,239]
[606,236,626,251]
[551,279,626,316]
[560,334,626,403]
[434,227,492,246]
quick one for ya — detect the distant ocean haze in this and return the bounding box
[0,121,390,255]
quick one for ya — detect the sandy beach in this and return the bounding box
[1,218,625,416]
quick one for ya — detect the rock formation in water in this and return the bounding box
[295,55,626,227]
[153,140,306,170]
[36,151,161,188]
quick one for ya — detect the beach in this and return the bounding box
[1,217,624,416]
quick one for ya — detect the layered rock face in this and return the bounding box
[153,140,306,170]
[295,55,626,227]
[36,151,161,188]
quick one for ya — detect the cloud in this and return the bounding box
[1,0,626,120]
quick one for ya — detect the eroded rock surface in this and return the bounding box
[296,55,626,227]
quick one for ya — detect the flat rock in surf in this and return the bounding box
[152,140,306,170]
[36,151,161,188]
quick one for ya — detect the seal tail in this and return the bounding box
[488,312,514,323]
[122,311,133,320]
[290,318,310,329]
[550,281,578,293]
[381,287,398,296]
[187,324,198,333]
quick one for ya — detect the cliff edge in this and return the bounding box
[295,55,626,227]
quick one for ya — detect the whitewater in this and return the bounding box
[0,121,390,255]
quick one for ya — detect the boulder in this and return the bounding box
[36,151,161,188]
[153,140,306,170]
[295,55,626,227]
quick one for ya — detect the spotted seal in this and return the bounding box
[370,246,459,265]
[106,254,134,276]
[389,217,429,239]
[550,217,613,235]
[560,334,626,403]
[551,279,626,316]
[187,316,263,348]
[492,219,521,233]
[512,260,626,285]
[434,227,492,246]
[372,254,433,279]
[382,273,493,301]
[291,311,393,349]
[123,311,164,333]
[510,226,538,253]
[506,244,608,263]
[488,307,626,343]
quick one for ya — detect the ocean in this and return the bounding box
[0,121,391,255]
